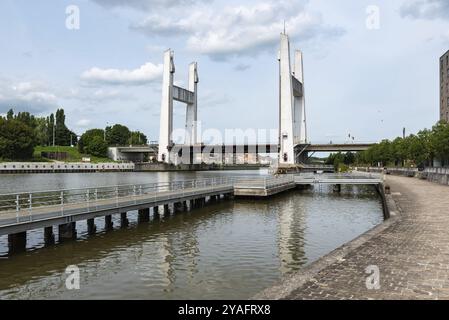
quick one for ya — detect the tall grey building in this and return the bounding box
[440,50,449,122]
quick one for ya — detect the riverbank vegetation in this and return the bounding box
[327,121,449,169]
[358,121,449,167]
[33,146,111,163]
[1,108,148,162]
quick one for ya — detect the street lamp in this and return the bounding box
[52,117,56,147]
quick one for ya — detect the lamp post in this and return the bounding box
[52,117,55,147]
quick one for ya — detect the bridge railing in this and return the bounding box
[294,172,384,183]
[234,175,295,189]
[0,177,237,216]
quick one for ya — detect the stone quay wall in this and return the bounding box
[0,162,134,174]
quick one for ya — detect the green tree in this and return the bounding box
[6,109,14,120]
[343,152,355,165]
[129,131,148,145]
[78,129,104,153]
[84,135,107,157]
[54,109,76,146]
[431,121,449,163]
[105,124,131,146]
[0,118,36,160]
[47,113,55,146]
[33,117,49,146]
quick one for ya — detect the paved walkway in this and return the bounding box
[257,175,449,299]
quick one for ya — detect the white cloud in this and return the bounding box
[400,0,449,20]
[91,0,205,10]
[131,0,344,60]
[76,119,92,127]
[0,80,58,114]
[81,62,163,86]
[65,88,130,102]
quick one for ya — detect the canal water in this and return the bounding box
[0,170,383,299]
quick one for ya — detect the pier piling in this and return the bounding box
[44,226,55,245]
[87,218,97,235]
[105,215,114,230]
[8,231,26,254]
[120,212,129,227]
[58,222,76,242]
[138,209,150,223]
[174,202,184,213]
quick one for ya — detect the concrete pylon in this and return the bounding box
[158,49,199,163]
[278,33,307,165]
[185,62,198,145]
[294,51,307,145]
[158,49,175,163]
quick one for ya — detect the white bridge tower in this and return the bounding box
[278,33,307,165]
[158,49,199,163]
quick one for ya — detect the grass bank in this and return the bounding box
[33,146,112,163]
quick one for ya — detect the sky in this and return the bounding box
[0,0,448,144]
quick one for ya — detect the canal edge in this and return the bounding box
[252,183,402,300]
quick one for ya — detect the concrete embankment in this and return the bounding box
[134,163,266,172]
[255,174,449,299]
[0,162,134,174]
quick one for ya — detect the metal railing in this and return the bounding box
[294,172,383,184]
[0,177,237,217]
[234,175,295,189]
[0,173,384,225]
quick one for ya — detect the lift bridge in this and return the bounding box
[156,33,374,167]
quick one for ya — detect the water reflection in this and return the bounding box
[0,172,383,299]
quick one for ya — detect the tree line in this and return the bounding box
[327,120,449,169]
[0,108,76,160]
[1,108,148,160]
[78,124,147,157]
